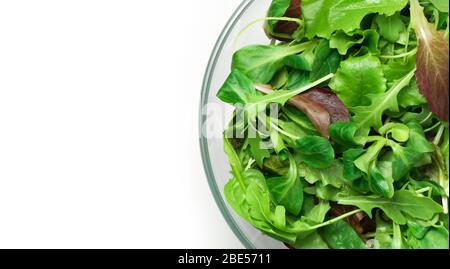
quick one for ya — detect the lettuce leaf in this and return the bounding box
[410,0,449,121]
[331,54,386,108]
[302,0,408,38]
[352,69,415,135]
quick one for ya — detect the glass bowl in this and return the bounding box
[199,0,287,249]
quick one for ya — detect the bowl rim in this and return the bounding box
[199,0,256,249]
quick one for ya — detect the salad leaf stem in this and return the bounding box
[415,187,432,194]
[420,112,434,125]
[434,124,445,145]
[233,17,303,48]
[424,122,442,133]
[249,73,334,110]
[307,209,363,230]
[269,120,301,140]
[380,48,417,59]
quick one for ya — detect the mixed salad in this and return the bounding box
[216,0,449,249]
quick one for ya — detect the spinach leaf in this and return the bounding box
[386,123,433,180]
[375,13,407,43]
[329,121,360,147]
[330,29,380,55]
[343,148,366,182]
[266,153,303,216]
[367,161,395,198]
[232,42,314,83]
[319,220,367,249]
[284,54,312,71]
[292,231,329,249]
[407,220,431,239]
[216,69,256,104]
[287,69,311,90]
[271,68,289,90]
[310,40,341,82]
[303,200,331,223]
[294,135,335,169]
[262,155,289,176]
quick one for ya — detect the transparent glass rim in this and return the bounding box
[199,0,256,249]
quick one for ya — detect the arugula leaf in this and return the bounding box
[248,134,270,166]
[294,135,335,169]
[299,161,344,188]
[338,190,444,225]
[352,69,415,135]
[382,56,416,83]
[232,42,314,83]
[331,54,387,108]
[302,0,408,38]
[244,171,298,242]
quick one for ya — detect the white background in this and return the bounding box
[0,0,244,248]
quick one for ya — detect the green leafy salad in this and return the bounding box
[216,0,449,249]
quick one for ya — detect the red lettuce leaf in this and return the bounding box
[267,0,302,41]
[289,88,350,137]
[410,0,449,121]
[254,84,350,137]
